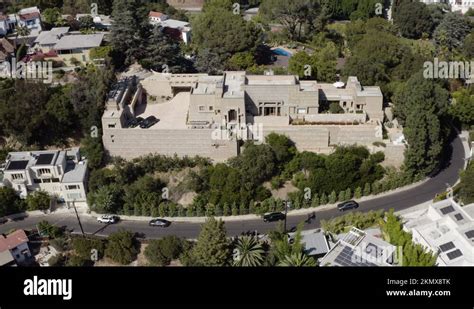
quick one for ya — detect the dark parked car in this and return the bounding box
[337,200,359,212]
[140,116,159,129]
[263,212,286,222]
[127,117,144,128]
[149,218,171,227]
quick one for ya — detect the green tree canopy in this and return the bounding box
[105,229,139,265]
[187,217,230,266]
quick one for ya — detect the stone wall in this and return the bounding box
[103,128,237,162]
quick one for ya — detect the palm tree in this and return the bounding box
[232,235,265,267]
[278,252,317,267]
[15,25,31,59]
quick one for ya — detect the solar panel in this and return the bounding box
[343,229,365,246]
[465,230,474,239]
[36,153,54,165]
[439,242,455,252]
[5,160,28,171]
[455,213,464,221]
[447,249,463,260]
[334,246,377,267]
[440,206,455,215]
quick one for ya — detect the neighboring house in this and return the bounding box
[2,148,88,205]
[149,11,191,44]
[290,229,330,259]
[0,250,16,267]
[402,198,474,266]
[420,0,474,13]
[320,227,398,266]
[149,11,168,25]
[0,230,31,266]
[75,14,112,30]
[0,37,14,62]
[53,33,104,65]
[0,13,8,36]
[17,6,42,32]
[33,26,69,51]
[0,7,42,44]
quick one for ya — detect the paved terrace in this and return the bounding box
[134,92,190,129]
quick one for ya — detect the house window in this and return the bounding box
[52,178,60,183]
[108,123,116,128]
[66,185,80,190]
[198,106,205,112]
[38,168,51,176]
[43,179,51,183]
[33,179,41,184]
[209,106,213,111]
[67,193,82,200]
[11,174,24,180]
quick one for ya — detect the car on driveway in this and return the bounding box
[149,218,171,227]
[97,215,120,224]
[127,117,144,128]
[337,200,359,212]
[263,212,286,222]
[140,116,159,129]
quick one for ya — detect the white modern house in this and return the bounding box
[1,148,88,206]
[320,227,398,266]
[0,6,42,41]
[402,198,474,266]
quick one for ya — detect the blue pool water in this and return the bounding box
[273,48,292,57]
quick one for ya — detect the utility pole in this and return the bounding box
[283,200,291,233]
[72,200,85,237]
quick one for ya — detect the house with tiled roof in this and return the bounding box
[0,230,31,266]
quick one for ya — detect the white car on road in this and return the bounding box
[97,215,120,224]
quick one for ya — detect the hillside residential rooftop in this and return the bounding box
[402,199,474,266]
[320,227,398,267]
[1,148,88,205]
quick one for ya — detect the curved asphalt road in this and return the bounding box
[0,136,466,239]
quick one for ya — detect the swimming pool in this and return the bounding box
[273,48,292,57]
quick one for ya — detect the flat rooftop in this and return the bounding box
[5,151,60,171]
[134,92,190,129]
[245,75,297,86]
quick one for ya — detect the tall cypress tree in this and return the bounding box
[110,0,150,65]
[189,217,230,266]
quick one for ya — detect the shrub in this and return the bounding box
[321,210,384,234]
[48,254,66,266]
[231,204,239,216]
[72,237,105,261]
[311,194,320,207]
[354,187,362,199]
[345,188,352,200]
[105,230,138,265]
[26,191,51,211]
[50,237,68,253]
[145,236,188,266]
[338,191,345,202]
[320,193,328,205]
[37,220,63,239]
[372,141,386,147]
[363,183,371,196]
